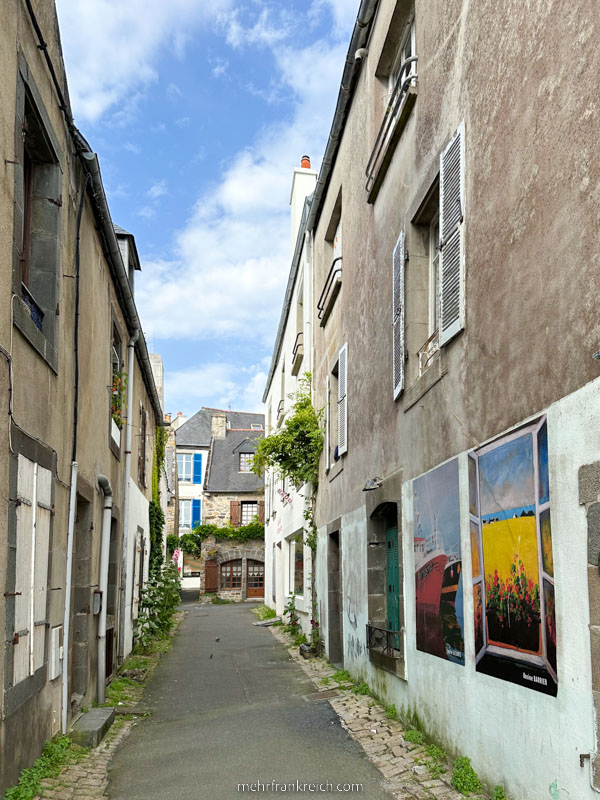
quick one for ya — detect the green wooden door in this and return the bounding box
[386,525,400,641]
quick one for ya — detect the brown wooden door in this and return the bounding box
[246,560,264,598]
[205,559,218,593]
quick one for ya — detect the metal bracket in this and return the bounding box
[4,592,22,597]
[580,753,590,768]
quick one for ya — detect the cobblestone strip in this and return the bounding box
[33,719,134,800]
[269,627,484,800]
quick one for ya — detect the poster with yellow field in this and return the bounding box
[470,417,557,696]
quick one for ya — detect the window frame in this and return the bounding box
[240,501,259,525]
[289,533,305,596]
[177,452,193,482]
[179,499,192,529]
[221,559,243,590]
[239,453,253,472]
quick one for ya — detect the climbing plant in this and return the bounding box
[251,373,323,488]
[149,425,169,568]
[251,373,324,651]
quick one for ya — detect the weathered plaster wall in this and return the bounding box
[317,382,600,799]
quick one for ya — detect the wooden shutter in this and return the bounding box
[205,559,218,592]
[325,375,330,471]
[258,501,265,523]
[132,532,142,619]
[392,231,405,399]
[192,499,201,528]
[193,452,203,485]
[230,501,240,527]
[439,121,465,345]
[14,455,34,683]
[337,343,348,456]
[32,464,51,671]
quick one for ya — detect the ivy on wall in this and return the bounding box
[149,425,168,568]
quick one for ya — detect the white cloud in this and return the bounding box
[218,7,294,50]
[210,57,229,78]
[138,206,156,219]
[167,83,183,100]
[147,180,167,199]
[136,10,350,354]
[56,0,232,122]
[164,363,266,416]
[123,142,141,155]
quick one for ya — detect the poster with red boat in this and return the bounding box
[413,459,464,664]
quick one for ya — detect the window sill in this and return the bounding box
[13,297,57,373]
[327,459,344,483]
[403,350,448,412]
[367,86,417,205]
[368,648,406,679]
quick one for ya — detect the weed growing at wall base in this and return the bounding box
[451,757,482,796]
[4,736,87,800]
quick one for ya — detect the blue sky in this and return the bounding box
[413,459,461,556]
[479,434,534,516]
[55,0,359,417]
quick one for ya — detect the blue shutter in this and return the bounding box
[193,453,203,484]
[192,499,201,528]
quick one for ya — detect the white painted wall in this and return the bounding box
[177,446,209,589]
[122,481,150,659]
[264,169,315,633]
[316,377,600,800]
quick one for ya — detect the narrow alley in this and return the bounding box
[107,598,394,800]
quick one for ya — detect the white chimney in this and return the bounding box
[289,155,317,256]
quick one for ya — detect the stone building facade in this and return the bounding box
[0,1,162,792]
[264,1,600,797]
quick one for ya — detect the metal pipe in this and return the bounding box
[61,461,77,733]
[306,0,379,233]
[97,475,113,705]
[118,334,139,661]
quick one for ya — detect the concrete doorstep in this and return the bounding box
[70,708,116,749]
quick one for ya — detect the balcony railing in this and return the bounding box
[22,283,44,332]
[291,331,304,376]
[417,330,440,377]
[365,57,418,199]
[366,623,403,657]
[317,257,342,326]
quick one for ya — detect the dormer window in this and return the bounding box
[239,453,253,472]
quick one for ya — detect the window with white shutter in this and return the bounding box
[439,121,465,345]
[337,343,348,456]
[392,231,405,399]
[13,455,51,683]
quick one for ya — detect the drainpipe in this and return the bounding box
[97,475,113,704]
[61,173,91,733]
[118,332,139,661]
[61,462,77,733]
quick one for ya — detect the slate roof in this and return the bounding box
[176,409,213,447]
[204,429,264,493]
[176,408,264,448]
[113,223,131,236]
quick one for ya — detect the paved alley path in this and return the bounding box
[108,598,394,800]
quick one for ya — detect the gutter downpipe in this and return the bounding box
[119,332,139,661]
[97,475,113,704]
[61,172,91,734]
[306,0,379,234]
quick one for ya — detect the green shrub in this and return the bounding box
[425,744,448,778]
[451,757,482,796]
[166,534,179,554]
[134,561,181,651]
[385,704,398,720]
[404,729,424,745]
[493,787,508,800]
[351,682,373,696]
[293,633,308,646]
[252,605,277,620]
[331,669,353,685]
